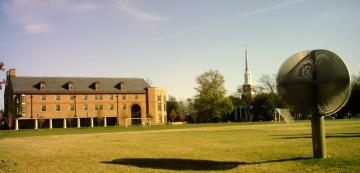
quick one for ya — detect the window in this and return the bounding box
[70,95,75,100]
[95,104,103,110]
[122,95,126,99]
[95,95,99,100]
[134,95,138,99]
[56,104,60,112]
[157,94,162,112]
[83,104,88,111]
[99,95,103,100]
[70,104,75,111]
[119,82,125,90]
[158,102,162,112]
[94,81,100,90]
[83,95,88,100]
[56,95,60,101]
[109,95,114,100]
[41,95,46,101]
[40,82,46,91]
[122,104,126,110]
[110,104,114,110]
[67,81,74,91]
[41,105,46,112]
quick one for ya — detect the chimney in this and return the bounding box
[7,69,16,77]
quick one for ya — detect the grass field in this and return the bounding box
[0,120,359,173]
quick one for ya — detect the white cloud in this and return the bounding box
[24,24,51,33]
[116,0,163,22]
[237,0,305,17]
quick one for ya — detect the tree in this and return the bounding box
[184,98,196,123]
[166,96,178,122]
[258,74,276,93]
[166,96,188,122]
[251,93,286,121]
[338,72,360,118]
[193,69,234,123]
[177,100,186,121]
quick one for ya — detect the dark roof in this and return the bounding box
[9,76,150,94]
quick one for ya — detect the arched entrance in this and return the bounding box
[131,104,141,125]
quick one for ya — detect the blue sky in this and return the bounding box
[1,0,360,109]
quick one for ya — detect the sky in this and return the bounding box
[0,0,360,109]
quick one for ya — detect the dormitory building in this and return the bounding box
[4,69,167,130]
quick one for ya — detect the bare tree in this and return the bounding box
[258,74,276,93]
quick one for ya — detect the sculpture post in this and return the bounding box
[311,114,327,158]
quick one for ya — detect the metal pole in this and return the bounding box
[310,51,327,159]
[311,114,327,158]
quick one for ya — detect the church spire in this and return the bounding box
[244,46,252,85]
[245,47,249,71]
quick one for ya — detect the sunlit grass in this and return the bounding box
[0,119,359,173]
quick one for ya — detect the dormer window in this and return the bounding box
[94,81,100,90]
[119,82,125,90]
[40,81,46,91]
[67,81,74,90]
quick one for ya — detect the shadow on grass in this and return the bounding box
[101,157,311,171]
[273,133,360,139]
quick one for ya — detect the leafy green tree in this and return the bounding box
[176,100,186,121]
[166,96,188,122]
[252,93,286,121]
[184,98,196,123]
[166,96,178,121]
[338,73,360,118]
[193,69,234,123]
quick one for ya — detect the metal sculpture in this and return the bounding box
[277,49,351,158]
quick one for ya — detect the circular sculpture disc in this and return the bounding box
[276,49,351,116]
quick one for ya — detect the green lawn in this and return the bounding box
[0,120,359,173]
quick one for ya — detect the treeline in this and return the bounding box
[166,70,360,123]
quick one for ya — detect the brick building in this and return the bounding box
[4,69,167,130]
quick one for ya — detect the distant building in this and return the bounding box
[234,48,256,121]
[4,69,167,130]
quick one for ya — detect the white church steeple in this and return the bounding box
[244,46,252,85]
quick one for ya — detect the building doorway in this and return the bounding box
[131,104,141,125]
